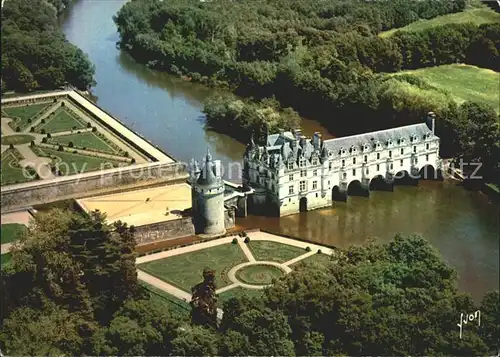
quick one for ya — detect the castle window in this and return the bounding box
[377,153,380,160]
[390,163,394,170]
[341,159,345,167]
[299,158,306,167]
[426,154,429,161]
[313,170,318,176]
[400,159,403,167]
[316,193,318,198]
[426,143,430,150]
[366,168,369,175]
[329,162,332,170]
[364,144,370,152]
[413,146,416,153]
[364,155,367,163]
[289,174,293,181]
[312,158,318,165]
[352,169,356,175]
[289,185,294,195]
[342,172,347,180]
[313,181,318,190]
[389,151,392,158]
[299,180,306,192]
[300,170,306,177]
[353,158,356,165]
[287,162,293,170]
[401,148,404,155]
[377,164,380,171]
[376,142,381,149]
[400,138,405,145]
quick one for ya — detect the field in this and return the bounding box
[138,244,249,291]
[1,253,12,266]
[33,147,124,175]
[1,149,35,185]
[3,102,53,130]
[390,64,500,112]
[218,286,264,303]
[48,132,120,154]
[291,252,333,269]
[379,8,500,38]
[247,240,306,263]
[140,282,191,316]
[1,223,27,244]
[38,107,87,133]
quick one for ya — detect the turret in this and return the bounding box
[190,148,226,235]
[427,112,436,134]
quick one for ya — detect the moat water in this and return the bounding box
[61,0,498,301]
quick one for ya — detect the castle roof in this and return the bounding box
[250,122,435,165]
[322,123,434,154]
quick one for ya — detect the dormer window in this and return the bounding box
[387,139,393,147]
[410,134,418,143]
[399,138,405,145]
[363,143,370,152]
[376,141,382,150]
[299,158,306,167]
[350,146,357,154]
[287,162,293,170]
[340,148,346,156]
[312,158,318,166]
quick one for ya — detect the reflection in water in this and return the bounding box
[61,0,499,302]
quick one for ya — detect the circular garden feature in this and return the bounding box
[235,264,285,285]
[1,134,36,146]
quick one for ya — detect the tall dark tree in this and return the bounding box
[190,267,218,328]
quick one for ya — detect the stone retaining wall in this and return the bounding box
[1,161,188,213]
[134,216,195,245]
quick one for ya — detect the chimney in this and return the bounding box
[313,132,322,149]
[427,112,436,134]
[300,135,307,148]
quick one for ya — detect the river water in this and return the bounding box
[60,0,498,301]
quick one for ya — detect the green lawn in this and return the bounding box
[49,132,119,154]
[138,244,249,292]
[1,134,36,146]
[247,240,306,263]
[218,286,264,303]
[390,64,500,113]
[1,149,35,185]
[38,107,87,133]
[236,264,285,285]
[1,253,12,266]
[291,252,333,269]
[3,102,53,130]
[379,8,500,38]
[33,146,125,175]
[140,281,190,316]
[1,223,27,244]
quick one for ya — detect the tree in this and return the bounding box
[190,267,218,328]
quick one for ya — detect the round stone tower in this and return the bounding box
[189,149,226,235]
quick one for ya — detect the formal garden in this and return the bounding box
[1,97,144,185]
[137,233,336,308]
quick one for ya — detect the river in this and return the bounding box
[60,0,498,301]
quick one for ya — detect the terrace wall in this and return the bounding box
[1,162,188,213]
[133,216,195,245]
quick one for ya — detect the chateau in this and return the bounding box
[243,113,441,216]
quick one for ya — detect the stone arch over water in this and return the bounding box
[394,170,417,186]
[419,164,442,180]
[370,174,389,191]
[347,180,368,197]
[332,185,347,202]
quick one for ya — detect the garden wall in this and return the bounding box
[133,216,195,245]
[1,161,188,212]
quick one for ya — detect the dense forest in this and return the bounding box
[1,0,95,93]
[1,208,498,355]
[115,0,499,181]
